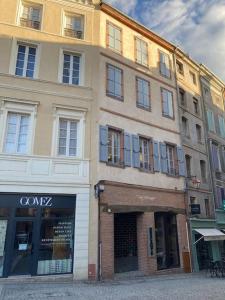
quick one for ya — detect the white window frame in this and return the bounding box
[58,49,84,86]
[0,99,38,155]
[62,11,85,40]
[17,1,43,30]
[52,106,86,159]
[9,39,41,79]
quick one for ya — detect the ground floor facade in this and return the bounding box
[99,181,190,279]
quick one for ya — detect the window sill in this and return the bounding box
[136,104,151,112]
[106,93,124,102]
[139,168,153,174]
[135,61,149,70]
[159,72,171,80]
[107,47,122,56]
[162,114,175,120]
[106,162,125,169]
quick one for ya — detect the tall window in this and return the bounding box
[62,53,81,85]
[20,2,41,30]
[211,143,221,172]
[218,116,225,138]
[135,38,148,66]
[205,199,210,218]
[64,14,84,39]
[159,52,171,78]
[136,77,151,110]
[167,144,176,175]
[107,22,122,53]
[161,88,174,118]
[207,110,215,132]
[200,160,207,183]
[196,124,202,143]
[190,71,197,85]
[185,155,191,177]
[58,119,77,156]
[108,128,123,165]
[182,117,189,138]
[176,60,184,75]
[15,44,37,78]
[139,137,152,171]
[193,98,199,114]
[215,186,224,209]
[179,88,186,107]
[4,113,30,154]
[106,64,123,100]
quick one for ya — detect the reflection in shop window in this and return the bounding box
[37,210,74,275]
[0,220,8,276]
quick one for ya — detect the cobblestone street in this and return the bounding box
[0,274,225,300]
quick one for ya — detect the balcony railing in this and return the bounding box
[20,18,40,30]
[64,28,83,39]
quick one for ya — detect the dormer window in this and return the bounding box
[20,1,42,30]
[64,14,84,39]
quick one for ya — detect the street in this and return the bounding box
[0,273,225,300]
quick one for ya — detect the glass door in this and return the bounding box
[10,220,34,275]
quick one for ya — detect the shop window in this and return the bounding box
[16,208,37,217]
[0,220,8,276]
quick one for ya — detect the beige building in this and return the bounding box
[0,0,96,279]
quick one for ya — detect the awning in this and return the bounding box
[195,228,225,241]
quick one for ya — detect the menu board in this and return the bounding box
[0,220,7,257]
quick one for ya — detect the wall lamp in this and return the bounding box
[94,183,105,199]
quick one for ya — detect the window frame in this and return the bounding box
[106,21,122,54]
[139,135,153,172]
[200,160,207,183]
[196,124,202,143]
[134,37,149,67]
[159,50,171,79]
[63,12,85,40]
[136,76,151,111]
[189,71,197,85]
[193,98,200,115]
[179,88,186,107]
[176,60,184,75]
[106,63,124,101]
[161,88,174,120]
[166,143,178,176]
[58,118,78,157]
[107,126,124,167]
[185,154,192,178]
[52,107,85,159]
[18,1,43,30]
[181,116,189,138]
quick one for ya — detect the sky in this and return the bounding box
[106,0,225,82]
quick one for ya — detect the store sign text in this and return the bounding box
[20,196,53,207]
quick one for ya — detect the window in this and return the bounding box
[200,160,207,183]
[136,77,151,110]
[190,71,197,85]
[215,186,224,209]
[106,64,123,100]
[182,117,189,138]
[205,199,210,217]
[58,119,77,157]
[218,116,225,138]
[135,38,148,67]
[211,143,221,172]
[207,110,215,132]
[161,88,174,119]
[4,113,30,154]
[190,197,196,205]
[64,14,84,39]
[196,124,202,143]
[62,52,81,85]
[193,98,199,114]
[185,155,191,177]
[176,60,184,75]
[166,144,176,175]
[139,137,152,171]
[179,88,186,107]
[15,44,37,78]
[20,2,41,30]
[159,51,171,78]
[107,22,122,53]
[204,87,210,101]
[108,128,123,165]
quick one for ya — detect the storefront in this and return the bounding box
[0,193,76,277]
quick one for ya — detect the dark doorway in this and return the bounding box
[114,213,138,273]
[195,234,212,270]
[155,212,180,270]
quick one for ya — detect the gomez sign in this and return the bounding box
[20,196,53,207]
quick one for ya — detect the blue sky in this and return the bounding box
[106,0,225,82]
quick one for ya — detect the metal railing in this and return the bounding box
[20,18,40,30]
[64,28,83,39]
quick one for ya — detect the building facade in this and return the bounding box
[0,0,96,279]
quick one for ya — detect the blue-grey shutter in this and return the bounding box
[99,125,108,162]
[124,133,131,167]
[132,135,140,168]
[160,142,168,173]
[177,146,186,176]
[153,141,160,172]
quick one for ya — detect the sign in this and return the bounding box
[19,196,53,207]
[190,204,201,215]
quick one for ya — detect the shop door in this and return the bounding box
[10,220,35,275]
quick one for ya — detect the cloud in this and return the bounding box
[106,0,225,82]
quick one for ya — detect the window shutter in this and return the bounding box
[177,146,186,177]
[124,132,131,167]
[132,135,140,168]
[99,125,108,162]
[160,142,168,173]
[153,141,160,172]
[211,144,219,171]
